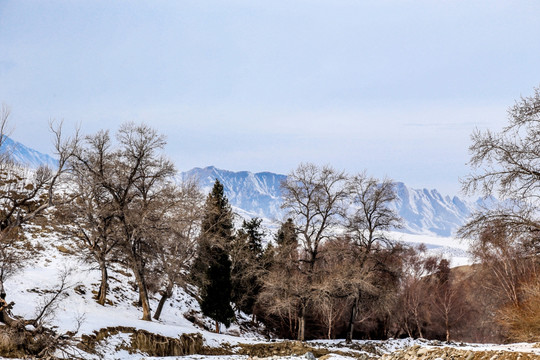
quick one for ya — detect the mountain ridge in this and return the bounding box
[0,136,481,237]
[1,136,58,169]
[181,165,481,237]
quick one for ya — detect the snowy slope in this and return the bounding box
[5,228,539,359]
[389,231,471,267]
[5,224,265,359]
[390,182,474,236]
[181,166,487,237]
[0,136,58,169]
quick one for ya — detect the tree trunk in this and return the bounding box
[0,281,16,326]
[346,300,357,343]
[153,284,173,320]
[297,305,306,341]
[288,306,294,337]
[96,260,108,306]
[153,292,168,321]
[404,322,412,338]
[445,315,450,342]
[297,315,305,341]
[327,316,332,340]
[215,320,220,333]
[0,279,6,300]
[0,299,16,326]
[132,263,152,321]
[414,309,424,339]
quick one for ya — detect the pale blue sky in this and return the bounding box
[1,1,540,194]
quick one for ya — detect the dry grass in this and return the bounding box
[499,278,540,342]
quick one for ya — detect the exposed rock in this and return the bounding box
[236,340,378,359]
[78,329,540,360]
[381,345,540,360]
[130,329,203,356]
[79,326,203,357]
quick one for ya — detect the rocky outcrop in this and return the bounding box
[79,326,203,357]
[78,329,540,360]
[235,340,380,359]
[381,344,540,360]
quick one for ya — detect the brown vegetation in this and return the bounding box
[459,85,540,342]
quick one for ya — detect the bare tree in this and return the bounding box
[498,276,540,342]
[344,173,402,342]
[153,178,204,320]
[459,218,540,341]
[459,86,540,340]
[347,174,401,252]
[430,259,469,342]
[312,237,356,340]
[0,111,82,357]
[0,268,84,358]
[258,240,303,339]
[0,116,79,324]
[281,163,349,271]
[395,245,439,339]
[113,123,176,321]
[461,85,540,245]
[258,219,301,338]
[68,123,175,321]
[61,130,120,306]
[280,163,349,340]
[461,219,537,308]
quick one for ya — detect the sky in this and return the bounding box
[1,1,540,195]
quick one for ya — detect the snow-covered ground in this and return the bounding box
[4,227,265,359]
[390,231,472,267]
[3,222,534,360]
[8,225,471,339]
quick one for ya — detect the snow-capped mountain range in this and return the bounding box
[181,166,486,237]
[1,136,58,169]
[181,166,286,223]
[0,137,484,238]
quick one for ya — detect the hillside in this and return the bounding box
[4,221,263,358]
[3,226,539,359]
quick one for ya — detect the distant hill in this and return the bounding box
[181,166,488,237]
[0,136,58,169]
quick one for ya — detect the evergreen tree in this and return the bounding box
[241,218,264,256]
[191,180,234,286]
[201,179,234,243]
[275,218,297,248]
[231,218,265,316]
[200,246,235,333]
[194,179,235,332]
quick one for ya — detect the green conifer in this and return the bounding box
[194,179,235,332]
[200,246,235,332]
